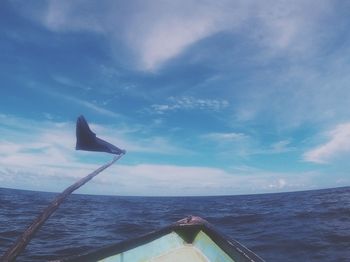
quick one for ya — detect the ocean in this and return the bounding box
[0,187,349,261]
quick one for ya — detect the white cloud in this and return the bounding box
[103,133,193,155]
[0,159,314,196]
[70,97,120,118]
[151,96,229,114]
[0,119,76,168]
[42,0,105,33]
[200,131,253,158]
[92,164,301,196]
[271,140,291,152]
[12,0,333,71]
[130,14,215,70]
[232,47,350,128]
[203,132,247,142]
[124,1,233,71]
[29,83,120,118]
[257,140,295,155]
[304,123,350,164]
[87,167,323,196]
[86,121,192,155]
[268,178,287,189]
[0,113,195,194]
[0,115,189,161]
[202,134,295,157]
[0,115,319,195]
[251,1,332,54]
[52,75,92,92]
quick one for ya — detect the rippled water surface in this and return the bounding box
[0,187,349,261]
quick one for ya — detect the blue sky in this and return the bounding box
[1,0,350,196]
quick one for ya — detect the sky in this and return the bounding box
[1,0,350,196]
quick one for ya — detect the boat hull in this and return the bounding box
[57,216,264,262]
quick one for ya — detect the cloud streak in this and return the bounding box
[304,123,350,164]
[29,83,121,118]
[151,96,229,114]
[203,132,247,142]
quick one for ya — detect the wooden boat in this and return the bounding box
[58,216,264,262]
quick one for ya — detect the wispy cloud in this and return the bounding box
[0,117,76,168]
[268,178,287,190]
[202,133,295,157]
[48,80,119,118]
[0,115,190,159]
[203,132,247,142]
[200,131,254,158]
[124,1,234,71]
[97,164,308,196]
[304,123,350,164]
[29,83,120,118]
[13,0,334,71]
[0,159,317,196]
[251,1,332,54]
[256,140,295,155]
[271,140,291,152]
[65,95,120,118]
[0,113,197,194]
[232,49,350,129]
[100,132,193,156]
[52,75,92,92]
[150,96,229,114]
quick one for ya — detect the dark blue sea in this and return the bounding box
[0,187,349,261]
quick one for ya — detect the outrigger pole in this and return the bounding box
[1,116,126,262]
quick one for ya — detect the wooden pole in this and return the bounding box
[1,153,124,262]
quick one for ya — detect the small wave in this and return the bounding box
[0,230,20,238]
[325,233,350,243]
[209,214,265,226]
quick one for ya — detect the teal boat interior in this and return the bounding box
[58,216,264,262]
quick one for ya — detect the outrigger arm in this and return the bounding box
[1,116,126,262]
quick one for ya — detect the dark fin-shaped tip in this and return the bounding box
[76,115,97,151]
[75,115,125,155]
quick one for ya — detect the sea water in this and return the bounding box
[0,187,349,261]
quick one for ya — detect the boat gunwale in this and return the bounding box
[56,216,264,262]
